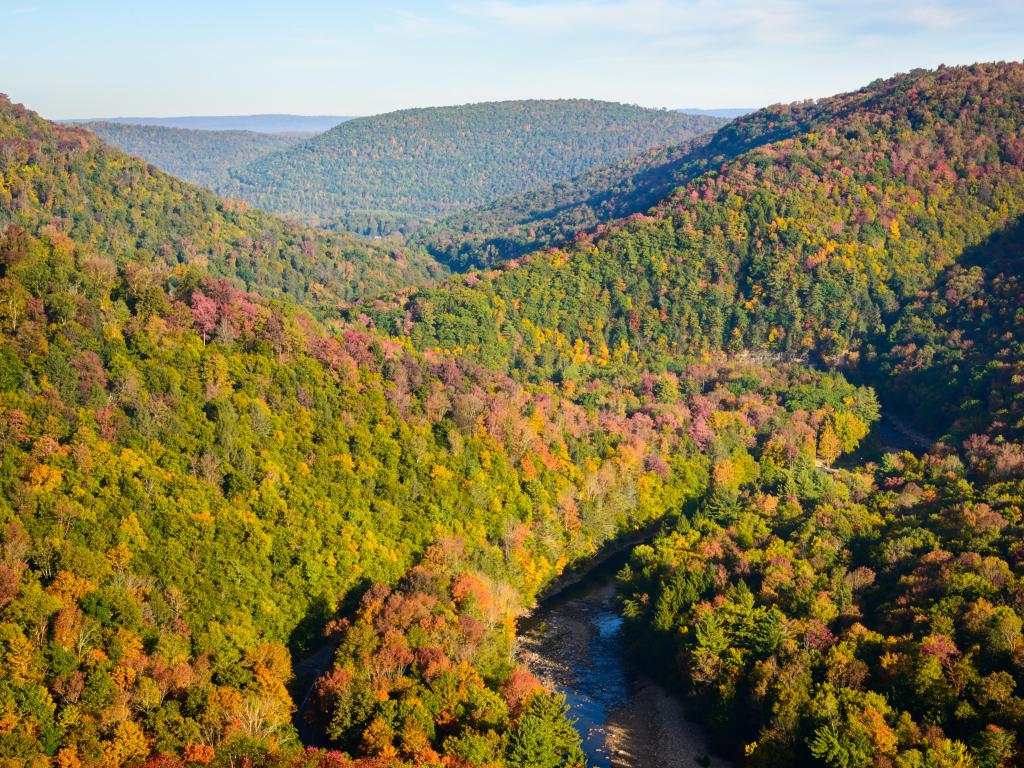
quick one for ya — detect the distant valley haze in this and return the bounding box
[61,113,354,133]
[64,107,755,133]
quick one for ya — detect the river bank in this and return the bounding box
[518,549,727,768]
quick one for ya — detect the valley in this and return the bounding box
[84,101,725,237]
[1,59,1023,768]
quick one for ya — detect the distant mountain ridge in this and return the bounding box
[676,106,755,118]
[82,122,306,188]
[221,99,726,234]
[62,113,352,133]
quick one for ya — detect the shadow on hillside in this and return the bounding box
[287,578,374,746]
[864,213,1024,442]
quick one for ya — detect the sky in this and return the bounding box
[3,0,1023,119]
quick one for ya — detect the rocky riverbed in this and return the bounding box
[517,555,727,768]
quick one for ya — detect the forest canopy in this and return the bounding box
[83,123,308,189]
[2,61,1024,768]
[82,101,725,240]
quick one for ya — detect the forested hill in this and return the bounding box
[82,122,307,188]
[369,62,1024,442]
[870,213,1024,442]
[359,61,1024,767]
[0,95,446,307]
[221,100,725,234]
[3,62,1024,768]
[0,89,848,768]
[411,135,718,270]
[416,65,1024,270]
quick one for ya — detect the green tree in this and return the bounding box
[506,693,584,768]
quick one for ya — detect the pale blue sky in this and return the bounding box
[3,0,1022,119]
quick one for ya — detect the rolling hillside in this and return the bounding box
[2,62,1024,768]
[0,96,445,309]
[222,99,725,234]
[83,122,307,188]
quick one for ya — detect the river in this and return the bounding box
[517,549,727,768]
[292,545,727,765]
[513,410,931,767]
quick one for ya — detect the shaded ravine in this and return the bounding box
[291,642,335,746]
[517,549,727,768]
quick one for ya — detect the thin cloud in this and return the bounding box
[901,1,969,31]
[376,10,478,39]
[450,0,833,48]
[450,0,984,47]
[452,0,706,36]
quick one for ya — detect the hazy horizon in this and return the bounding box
[58,104,753,124]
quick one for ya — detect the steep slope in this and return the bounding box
[366,63,1024,386]
[412,83,923,271]
[0,95,445,309]
[0,226,676,765]
[869,214,1024,441]
[82,122,307,188]
[618,416,1024,766]
[223,100,725,234]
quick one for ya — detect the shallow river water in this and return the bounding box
[517,550,728,768]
